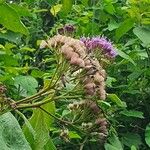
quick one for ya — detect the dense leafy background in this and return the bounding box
[0,0,150,150]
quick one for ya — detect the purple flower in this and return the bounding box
[64,25,75,32]
[80,36,118,58]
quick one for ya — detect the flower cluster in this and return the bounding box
[40,35,107,100]
[67,100,108,141]
[80,36,118,58]
[40,34,109,144]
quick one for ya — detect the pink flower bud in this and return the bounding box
[94,72,104,83]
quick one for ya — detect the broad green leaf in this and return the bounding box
[145,123,150,147]
[105,134,123,150]
[16,110,36,140]
[23,95,56,149]
[0,112,31,150]
[60,0,73,17]
[107,94,126,107]
[121,133,142,148]
[10,4,32,17]
[120,110,144,118]
[115,19,134,41]
[115,49,136,66]
[133,26,150,46]
[14,75,38,96]
[0,3,29,35]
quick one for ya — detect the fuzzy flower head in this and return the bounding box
[80,36,118,58]
[58,24,75,35]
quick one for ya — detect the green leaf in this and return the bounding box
[121,133,142,148]
[120,110,144,119]
[133,26,150,46]
[60,0,73,17]
[115,19,134,41]
[108,20,120,31]
[50,4,62,16]
[145,123,150,147]
[10,4,32,17]
[69,131,81,139]
[14,75,38,96]
[107,94,126,107]
[115,49,136,66]
[0,3,29,35]
[104,3,115,15]
[131,145,137,150]
[23,97,56,149]
[0,112,31,150]
[106,76,116,87]
[0,31,22,44]
[105,134,123,150]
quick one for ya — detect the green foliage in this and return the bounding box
[0,112,31,150]
[145,123,150,148]
[104,134,123,150]
[23,101,56,149]
[0,3,29,35]
[0,0,150,149]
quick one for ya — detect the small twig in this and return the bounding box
[39,106,71,125]
[79,137,88,150]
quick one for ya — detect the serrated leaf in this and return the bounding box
[145,123,150,147]
[0,3,29,35]
[0,112,31,150]
[120,110,144,119]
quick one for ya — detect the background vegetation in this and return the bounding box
[0,0,150,150]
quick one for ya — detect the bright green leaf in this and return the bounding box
[69,131,81,139]
[107,94,126,107]
[50,4,62,16]
[60,0,73,17]
[0,3,29,35]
